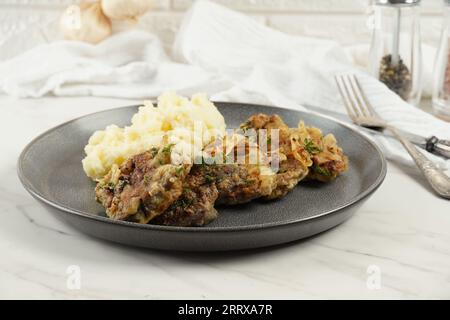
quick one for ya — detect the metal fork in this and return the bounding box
[335,74,450,199]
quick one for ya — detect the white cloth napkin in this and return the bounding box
[0,0,449,170]
[0,30,229,98]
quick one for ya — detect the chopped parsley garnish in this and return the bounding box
[173,198,194,209]
[304,138,322,154]
[143,174,151,184]
[162,143,175,154]
[205,175,215,184]
[183,186,191,194]
[106,182,115,191]
[313,165,331,177]
[175,166,184,177]
[150,147,158,157]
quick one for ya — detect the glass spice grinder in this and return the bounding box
[432,0,450,120]
[369,0,422,105]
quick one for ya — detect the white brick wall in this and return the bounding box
[0,0,444,49]
[172,0,370,12]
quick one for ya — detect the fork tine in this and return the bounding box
[351,75,378,117]
[345,74,371,118]
[334,74,360,120]
[342,74,365,118]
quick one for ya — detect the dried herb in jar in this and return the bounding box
[379,54,412,101]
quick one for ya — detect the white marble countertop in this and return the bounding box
[1,95,450,299]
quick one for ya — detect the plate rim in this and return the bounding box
[17,102,387,233]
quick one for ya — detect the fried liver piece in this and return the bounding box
[201,133,277,205]
[241,114,311,199]
[95,145,192,224]
[150,165,219,227]
[150,160,275,226]
[206,163,275,205]
[292,121,348,182]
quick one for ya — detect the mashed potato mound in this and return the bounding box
[82,92,226,180]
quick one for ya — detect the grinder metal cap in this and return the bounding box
[376,0,421,5]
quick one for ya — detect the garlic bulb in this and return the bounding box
[60,2,112,44]
[101,0,153,21]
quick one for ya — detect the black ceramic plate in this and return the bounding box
[18,103,386,251]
